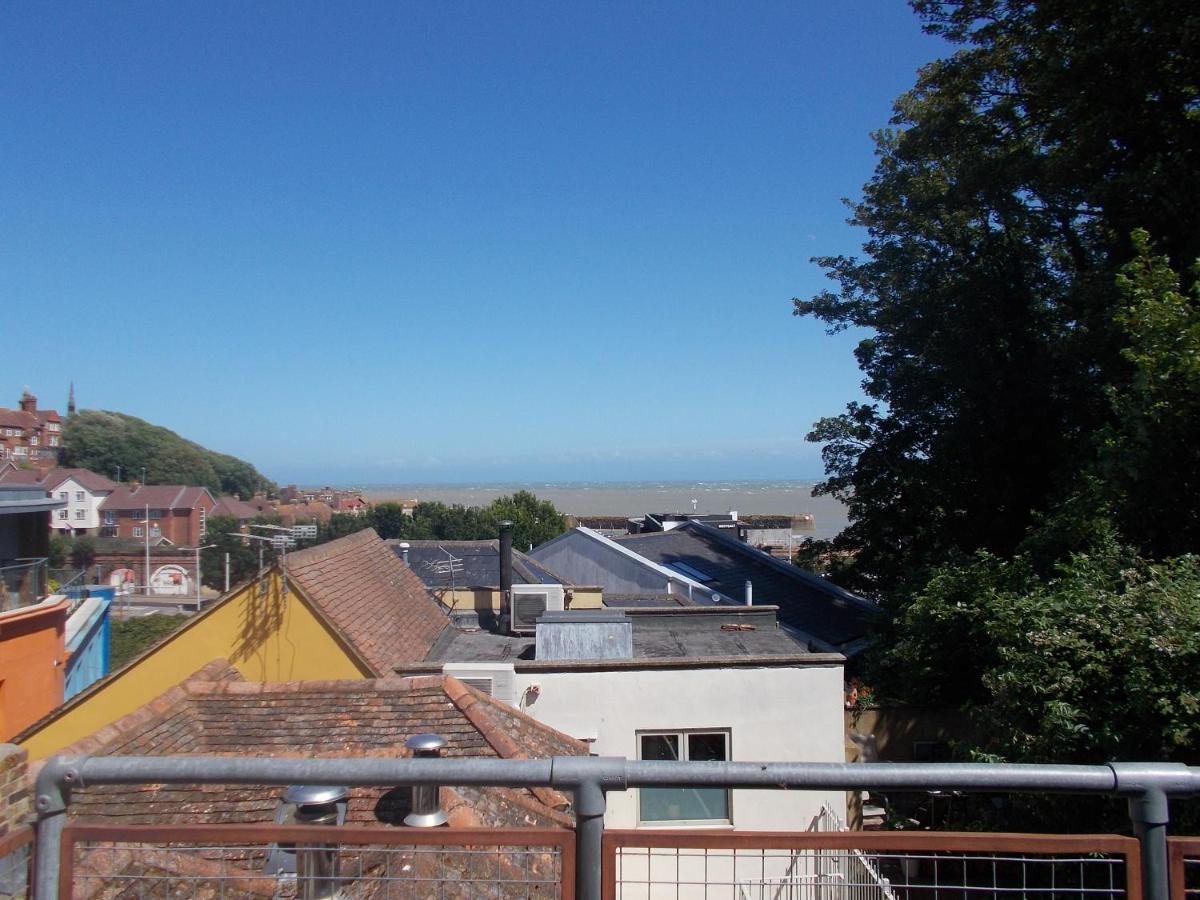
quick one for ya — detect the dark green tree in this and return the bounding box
[69,535,97,570]
[487,490,567,550]
[200,515,278,590]
[794,0,1200,598]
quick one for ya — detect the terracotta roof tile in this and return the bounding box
[102,485,216,511]
[63,672,586,832]
[289,529,448,674]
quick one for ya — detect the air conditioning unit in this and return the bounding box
[510,584,566,634]
[441,662,517,706]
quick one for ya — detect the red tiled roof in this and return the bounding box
[0,467,46,485]
[288,529,448,674]
[212,495,260,520]
[41,468,119,493]
[0,409,37,430]
[101,484,216,511]
[59,666,585,830]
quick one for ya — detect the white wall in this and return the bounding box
[512,663,845,830]
[50,477,109,533]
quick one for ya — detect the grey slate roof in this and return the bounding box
[614,520,875,649]
[391,540,569,589]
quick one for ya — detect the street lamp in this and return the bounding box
[177,544,216,612]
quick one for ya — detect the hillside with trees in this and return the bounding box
[793,0,1200,795]
[61,410,276,498]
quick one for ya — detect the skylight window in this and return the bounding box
[666,561,713,582]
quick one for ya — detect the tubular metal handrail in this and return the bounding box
[33,755,1200,900]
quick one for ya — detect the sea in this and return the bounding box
[359,479,848,541]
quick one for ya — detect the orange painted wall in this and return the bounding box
[0,599,67,741]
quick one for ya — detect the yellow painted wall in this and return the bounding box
[436,586,603,612]
[21,571,372,761]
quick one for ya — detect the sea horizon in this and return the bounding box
[346,478,849,541]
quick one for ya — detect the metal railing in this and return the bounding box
[31,756,1200,900]
[606,830,1138,900]
[0,558,48,612]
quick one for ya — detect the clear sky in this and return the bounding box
[1,3,947,485]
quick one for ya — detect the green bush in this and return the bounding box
[110,614,188,670]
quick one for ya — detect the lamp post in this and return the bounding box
[178,544,216,612]
[135,504,151,596]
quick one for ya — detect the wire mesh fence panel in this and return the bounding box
[1168,838,1200,900]
[603,832,1141,900]
[0,828,32,900]
[63,824,574,900]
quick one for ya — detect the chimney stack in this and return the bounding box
[404,733,449,827]
[18,391,36,414]
[498,520,513,605]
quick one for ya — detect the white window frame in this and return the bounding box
[75,491,85,502]
[636,729,732,826]
[74,509,85,520]
[104,511,117,525]
[57,509,68,520]
[150,525,161,538]
[132,526,143,538]
[59,491,68,501]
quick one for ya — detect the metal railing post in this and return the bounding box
[33,757,84,900]
[1110,762,1194,900]
[551,756,626,900]
[1128,787,1170,900]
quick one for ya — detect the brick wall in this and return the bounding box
[0,744,30,836]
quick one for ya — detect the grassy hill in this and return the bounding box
[61,410,276,498]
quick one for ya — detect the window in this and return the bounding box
[75,491,85,502]
[150,525,160,538]
[59,491,68,501]
[57,509,68,520]
[13,446,26,457]
[49,436,58,447]
[30,436,38,446]
[132,527,143,538]
[149,509,162,519]
[74,509,85,520]
[104,511,116,525]
[199,506,207,538]
[638,730,730,824]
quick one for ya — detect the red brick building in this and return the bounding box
[99,484,216,546]
[0,391,62,467]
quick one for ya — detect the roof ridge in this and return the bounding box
[442,674,580,812]
[289,526,379,566]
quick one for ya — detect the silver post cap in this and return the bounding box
[283,785,350,806]
[405,733,448,753]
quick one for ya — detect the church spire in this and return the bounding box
[67,381,76,416]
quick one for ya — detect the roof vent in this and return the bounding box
[404,733,449,827]
[535,609,632,661]
[267,785,349,899]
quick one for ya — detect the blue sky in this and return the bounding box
[1,3,947,484]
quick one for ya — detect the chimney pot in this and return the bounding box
[399,542,410,565]
[745,580,753,606]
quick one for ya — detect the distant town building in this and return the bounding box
[0,391,63,466]
[99,484,216,546]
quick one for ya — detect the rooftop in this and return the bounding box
[289,528,449,674]
[392,539,569,589]
[56,659,585,833]
[418,605,838,670]
[100,484,214,511]
[614,520,875,650]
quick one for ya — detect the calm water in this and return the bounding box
[358,479,849,540]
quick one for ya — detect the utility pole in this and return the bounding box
[143,504,150,595]
[224,553,230,593]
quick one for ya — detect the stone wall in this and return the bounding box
[0,744,30,836]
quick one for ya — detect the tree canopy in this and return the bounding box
[795,0,1200,599]
[61,410,276,499]
[793,1,1200,777]
[316,492,566,550]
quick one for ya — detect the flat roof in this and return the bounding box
[417,605,843,671]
